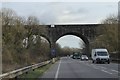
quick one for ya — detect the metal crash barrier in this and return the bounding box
[0,58,59,79]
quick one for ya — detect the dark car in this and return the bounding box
[72,52,80,59]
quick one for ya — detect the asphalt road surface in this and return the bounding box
[40,57,119,80]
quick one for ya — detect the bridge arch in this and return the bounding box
[54,32,90,56]
[55,32,89,46]
[40,34,51,48]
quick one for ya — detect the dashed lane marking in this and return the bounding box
[111,69,120,73]
[101,69,113,74]
[82,63,114,75]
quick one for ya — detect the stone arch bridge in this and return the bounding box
[40,24,100,57]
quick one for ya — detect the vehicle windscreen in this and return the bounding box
[73,53,80,56]
[82,55,87,57]
[97,52,108,56]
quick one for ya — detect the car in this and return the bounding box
[73,56,80,59]
[72,52,81,59]
[81,55,88,61]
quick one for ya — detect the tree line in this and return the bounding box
[1,8,50,73]
[90,15,119,58]
[56,43,83,57]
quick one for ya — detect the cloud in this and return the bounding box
[56,14,85,23]
[38,3,89,24]
[2,2,117,24]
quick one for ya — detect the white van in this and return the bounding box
[91,49,110,64]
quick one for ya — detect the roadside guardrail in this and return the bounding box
[0,58,59,79]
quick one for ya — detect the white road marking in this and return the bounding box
[111,69,119,73]
[94,65,119,73]
[78,60,118,75]
[101,69,113,74]
[85,63,114,75]
[55,60,61,79]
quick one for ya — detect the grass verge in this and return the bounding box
[18,62,53,80]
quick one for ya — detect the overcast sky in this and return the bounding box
[2,2,118,24]
[1,2,118,48]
